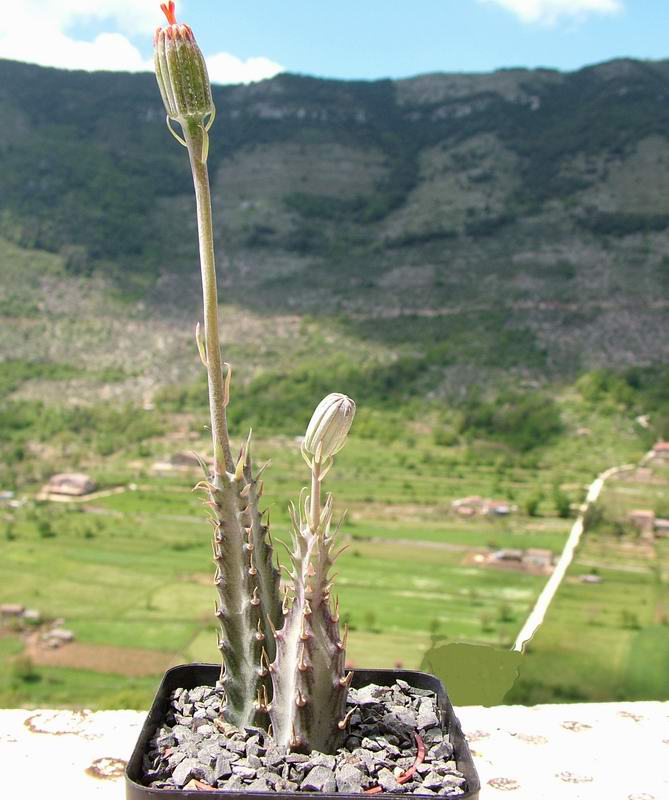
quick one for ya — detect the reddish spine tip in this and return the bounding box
[160,1,178,26]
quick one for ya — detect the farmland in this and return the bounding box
[0,385,658,709]
[509,456,669,704]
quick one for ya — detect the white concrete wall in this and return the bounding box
[1,701,667,798]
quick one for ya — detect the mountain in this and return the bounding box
[1,56,669,389]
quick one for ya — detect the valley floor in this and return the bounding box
[2,415,666,708]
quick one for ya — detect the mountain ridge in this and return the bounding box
[1,55,669,385]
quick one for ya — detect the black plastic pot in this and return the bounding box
[126,663,480,800]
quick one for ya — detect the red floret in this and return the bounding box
[160,2,177,26]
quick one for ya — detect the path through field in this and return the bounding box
[511,458,647,652]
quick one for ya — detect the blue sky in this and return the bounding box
[2,1,668,83]
[181,0,669,79]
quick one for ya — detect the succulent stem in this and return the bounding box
[269,490,349,753]
[203,435,282,728]
[209,471,262,727]
[268,399,356,753]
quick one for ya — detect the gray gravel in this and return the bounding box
[142,680,467,795]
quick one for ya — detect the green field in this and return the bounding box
[0,384,658,709]
[0,448,550,708]
[510,459,669,703]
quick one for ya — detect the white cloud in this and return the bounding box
[207,53,284,85]
[0,1,158,72]
[479,0,623,25]
[0,27,151,73]
[0,1,284,83]
[0,1,158,41]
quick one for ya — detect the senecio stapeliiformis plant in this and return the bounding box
[153,3,356,754]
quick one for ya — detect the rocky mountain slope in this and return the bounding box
[1,56,669,386]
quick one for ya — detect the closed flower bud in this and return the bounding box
[304,393,356,463]
[154,2,214,123]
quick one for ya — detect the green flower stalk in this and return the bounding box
[154,1,225,473]
[154,2,282,728]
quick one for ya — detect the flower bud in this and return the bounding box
[304,393,356,463]
[154,2,214,123]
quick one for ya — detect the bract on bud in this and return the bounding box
[304,393,356,463]
[154,1,214,124]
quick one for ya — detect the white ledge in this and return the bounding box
[1,702,667,799]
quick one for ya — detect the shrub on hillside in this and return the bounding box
[524,491,543,517]
[578,367,669,439]
[11,656,40,684]
[553,484,572,518]
[459,391,563,451]
[579,210,669,237]
[583,501,605,532]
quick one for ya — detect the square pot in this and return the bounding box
[125,663,480,799]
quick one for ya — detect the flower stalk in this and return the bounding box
[184,120,233,476]
[154,1,230,476]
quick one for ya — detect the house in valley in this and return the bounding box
[41,473,96,498]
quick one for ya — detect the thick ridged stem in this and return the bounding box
[202,437,282,728]
[242,447,283,662]
[184,119,233,476]
[269,495,349,753]
[210,473,261,727]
